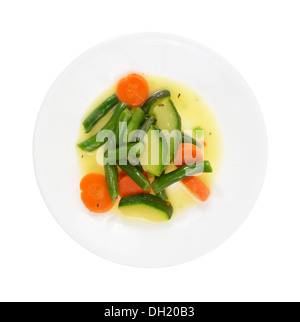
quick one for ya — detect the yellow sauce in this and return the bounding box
[77,74,222,220]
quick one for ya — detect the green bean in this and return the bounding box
[105,142,144,164]
[127,108,145,142]
[117,161,150,191]
[134,163,144,173]
[83,94,119,133]
[115,108,132,145]
[151,161,213,193]
[133,115,156,142]
[77,103,128,152]
[155,190,168,201]
[104,162,119,202]
[154,171,168,201]
[104,139,119,202]
[140,115,156,133]
[181,132,202,148]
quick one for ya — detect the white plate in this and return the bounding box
[33,33,267,267]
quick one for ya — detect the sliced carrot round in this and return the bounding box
[174,143,203,165]
[118,173,150,198]
[80,173,113,213]
[116,73,149,107]
[80,173,102,191]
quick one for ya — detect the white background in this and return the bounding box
[0,0,299,302]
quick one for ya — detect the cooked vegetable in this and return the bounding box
[79,73,217,219]
[181,176,210,202]
[141,90,171,113]
[115,108,132,145]
[193,126,204,132]
[105,142,144,164]
[104,141,119,202]
[151,161,213,193]
[181,132,202,148]
[117,162,150,191]
[139,125,168,176]
[134,115,156,142]
[127,108,145,142]
[155,189,168,201]
[83,94,119,133]
[174,143,203,165]
[118,171,126,180]
[146,172,155,178]
[80,173,114,213]
[119,193,173,221]
[154,171,169,201]
[104,163,119,202]
[118,173,150,198]
[77,103,128,152]
[148,97,181,163]
[116,73,149,107]
[134,163,144,173]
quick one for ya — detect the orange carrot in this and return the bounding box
[118,170,127,180]
[174,143,203,165]
[181,176,210,202]
[116,73,149,107]
[80,173,114,213]
[118,172,150,198]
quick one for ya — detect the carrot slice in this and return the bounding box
[181,176,210,202]
[118,173,150,198]
[118,171,127,180]
[174,143,203,165]
[80,173,113,213]
[116,73,149,107]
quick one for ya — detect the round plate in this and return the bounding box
[33,33,267,267]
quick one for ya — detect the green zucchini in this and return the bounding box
[119,193,173,222]
[139,125,168,176]
[141,90,171,113]
[148,97,181,163]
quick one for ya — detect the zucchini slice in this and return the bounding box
[141,90,171,113]
[139,125,168,176]
[119,193,173,222]
[148,97,181,163]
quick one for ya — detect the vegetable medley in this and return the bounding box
[77,73,213,222]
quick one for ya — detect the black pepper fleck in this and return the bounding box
[97,203,99,208]
[178,93,181,98]
[158,104,164,107]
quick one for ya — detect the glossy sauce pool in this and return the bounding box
[77,75,222,221]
